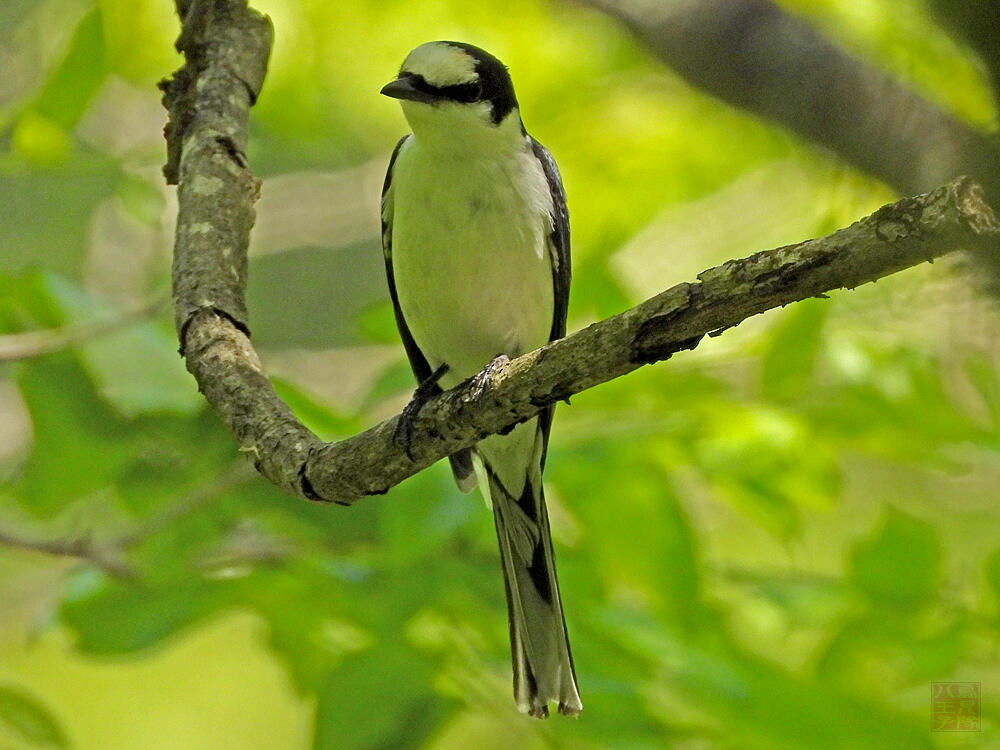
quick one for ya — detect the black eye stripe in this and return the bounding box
[441,81,482,103]
[403,73,482,104]
[399,42,518,125]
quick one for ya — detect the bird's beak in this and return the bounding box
[380,76,438,104]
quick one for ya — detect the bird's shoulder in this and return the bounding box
[525,137,566,220]
[524,134,570,342]
[381,134,412,202]
[381,134,413,259]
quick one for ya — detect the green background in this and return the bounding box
[0,0,998,748]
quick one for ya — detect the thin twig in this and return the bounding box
[0,298,166,362]
[0,526,134,579]
[0,461,258,579]
[115,461,257,548]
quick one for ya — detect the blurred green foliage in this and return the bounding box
[0,684,69,749]
[1,1,999,749]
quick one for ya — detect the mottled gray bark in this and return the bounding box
[163,0,1000,506]
[160,0,272,335]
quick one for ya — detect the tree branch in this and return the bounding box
[578,0,1000,292]
[928,0,1000,97]
[577,0,1000,202]
[0,298,164,362]
[0,462,256,579]
[0,525,134,579]
[161,0,1000,507]
[113,461,257,548]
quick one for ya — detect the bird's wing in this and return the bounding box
[382,134,475,489]
[529,137,571,343]
[382,134,434,383]
[528,136,571,470]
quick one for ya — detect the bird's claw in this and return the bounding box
[467,354,511,404]
[393,363,449,461]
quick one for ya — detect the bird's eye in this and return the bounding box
[440,80,482,103]
[457,82,482,102]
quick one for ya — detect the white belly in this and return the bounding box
[390,138,555,389]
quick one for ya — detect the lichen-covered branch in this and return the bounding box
[160,0,272,334]
[576,0,1000,291]
[162,1,1000,507]
[303,178,998,503]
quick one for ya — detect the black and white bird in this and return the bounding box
[380,41,581,718]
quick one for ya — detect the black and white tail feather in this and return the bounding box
[475,414,581,717]
[379,40,580,717]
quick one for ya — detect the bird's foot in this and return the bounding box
[393,362,449,461]
[467,354,511,404]
[466,354,518,435]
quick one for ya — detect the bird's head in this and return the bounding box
[381,41,521,144]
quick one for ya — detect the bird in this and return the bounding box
[379,41,580,718]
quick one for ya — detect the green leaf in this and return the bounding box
[0,158,120,277]
[0,270,65,333]
[42,274,200,417]
[15,353,134,516]
[689,403,839,536]
[906,621,967,679]
[848,508,941,609]
[30,6,107,130]
[985,547,1000,618]
[246,242,386,348]
[964,352,1000,422]
[271,377,359,441]
[608,611,934,750]
[60,571,223,654]
[356,301,398,344]
[313,649,446,750]
[114,410,247,515]
[375,462,478,568]
[552,444,703,624]
[358,356,413,411]
[572,256,632,320]
[0,0,37,31]
[761,298,827,399]
[116,172,165,227]
[0,684,70,748]
[10,111,72,163]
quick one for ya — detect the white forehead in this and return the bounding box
[401,42,477,87]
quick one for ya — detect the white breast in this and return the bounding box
[389,135,555,390]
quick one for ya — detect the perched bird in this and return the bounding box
[380,41,580,718]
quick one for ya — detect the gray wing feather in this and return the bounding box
[529,137,570,342]
[528,136,570,471]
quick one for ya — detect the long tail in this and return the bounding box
[474,419,581,718]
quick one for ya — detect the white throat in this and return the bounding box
[400,101,524,156]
